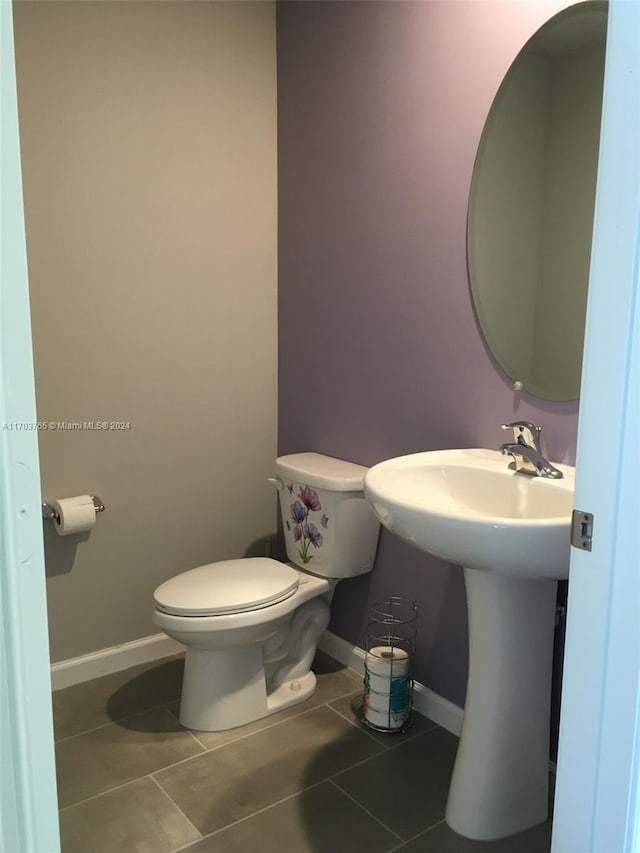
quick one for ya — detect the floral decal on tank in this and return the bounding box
[288,484,327,564]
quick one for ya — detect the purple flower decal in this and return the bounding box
[304,523,323,549]
[286,483,325,564]
[299,486,321,512]
[290,501,306,524]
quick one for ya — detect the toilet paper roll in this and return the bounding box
[53,495,97,536]
[364,706,409,730]
[366,671,410,694]
[365,675,411,711]
[366,646,409,677]
[364,645,411,727]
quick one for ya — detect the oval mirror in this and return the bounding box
[467,2,607,400]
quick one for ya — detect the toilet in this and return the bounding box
[153,452,380,731]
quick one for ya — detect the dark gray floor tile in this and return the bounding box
[314,648,357,675]
[330,691,437,748]
[154,705,384,835]
[179,781,400,853]
[187,660,362,750]
[56,705,204,808]
[59,776,200,853]
[53,656,184,740]
[396,818,552,852]
[334,727,459,841]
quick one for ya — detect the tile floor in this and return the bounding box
[52,653,553,853]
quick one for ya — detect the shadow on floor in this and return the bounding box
[104,658,184,730]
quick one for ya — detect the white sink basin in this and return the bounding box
[364,447,574,579]
[364,447,575,841]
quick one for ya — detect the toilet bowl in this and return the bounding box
[153,453,380,732]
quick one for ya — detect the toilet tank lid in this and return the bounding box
[275,453,368,491]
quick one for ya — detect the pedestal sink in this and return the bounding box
[364,448,574,841]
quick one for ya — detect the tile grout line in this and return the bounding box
[165,697,436,851]
[168,737,444,853]
[327,705,415,752]
[148,702,350,781]
[327,779,405,843]
[325,697,440,750]
[163,705,428,842]
[387,818,448,851]
[54,699,183,744]
[57,724,206,812]
[58,691,385,816]
[57,700,347,807]
[327,726,436,783]
[161,685,366,759]
[149,775,203,841]
[57,737,437,837]
[168,779,330,853]
[162,703,211,752]
[325,698,387,746]
[59,775,158,814]
[61,749,444,853]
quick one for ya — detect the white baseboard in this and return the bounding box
[50,633,185,691]
[318,629,464,737]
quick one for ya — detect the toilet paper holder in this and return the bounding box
[42,496,105,522]
[361,597,417,733]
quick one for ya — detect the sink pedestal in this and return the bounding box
[446,569,557,840]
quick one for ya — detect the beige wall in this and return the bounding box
[13,0,277,662]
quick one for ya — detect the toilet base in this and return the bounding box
[179,645,317,731]
[266,670,316,714]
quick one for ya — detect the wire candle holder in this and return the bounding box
[362,597,417,732]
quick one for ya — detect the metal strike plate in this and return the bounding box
[571,509,594,551]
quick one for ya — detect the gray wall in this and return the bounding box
[14,0,277,663]
[468,52,548,386]
[533,41,605,390]
[277,0,579,706]
[470,32,604,400]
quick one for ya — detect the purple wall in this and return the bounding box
[277,0,576,706]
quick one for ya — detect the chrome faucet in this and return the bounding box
[500,421,563,479]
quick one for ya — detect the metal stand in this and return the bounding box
[361,597,417,733]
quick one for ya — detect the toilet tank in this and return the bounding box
[274,452,380,578]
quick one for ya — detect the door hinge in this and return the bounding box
[571,509,594,551]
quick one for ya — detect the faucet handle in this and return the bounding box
[500,421,542,450]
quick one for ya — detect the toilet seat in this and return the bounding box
[154,558,300,617]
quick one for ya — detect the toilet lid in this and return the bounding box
[153,558,300,617]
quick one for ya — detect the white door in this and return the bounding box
[552,0,640,850]
[0,1,60,850]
